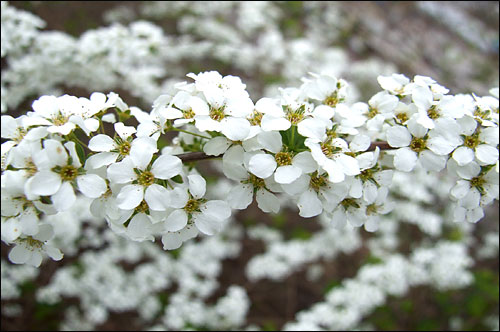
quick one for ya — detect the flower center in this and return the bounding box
[118,141,131,155]
[463,135,479,149]
[52,112,69,126]
[309,172,327,192]
[209,106,226,121]
[473,107,490,120]
[470,176,485,189]
[324,91,340,107]
[275,151,293,166]
[138,171,155,187]
[395,112,409,123]
[183,108,195,119]
[59,165,78,181]
[409,137,427,153]
[340,198,360,209]
[243,174,266,190]
[14,127,28,143]
[285,105,306,125]
[184,199,202,213]
[367,107,379,119]
[366,204,378,215]
[248,110,263,126]
[359,169,374,182]
[427,105,440,120]
[18,236,44,249]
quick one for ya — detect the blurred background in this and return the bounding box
[1,1,499,331]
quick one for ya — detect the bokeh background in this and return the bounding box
[1,1,499,331]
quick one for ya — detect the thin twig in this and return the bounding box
[177,141,394,162]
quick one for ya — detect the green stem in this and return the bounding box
[68,133,90,150]
[169,127,211,140]
[290,125,297,151]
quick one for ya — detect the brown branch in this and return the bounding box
[177,141,394,162]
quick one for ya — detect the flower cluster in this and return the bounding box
[2,70,499,267]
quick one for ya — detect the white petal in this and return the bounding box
[274,165,302,184]
[1,218,21,242]
[260,114,291,132]
[145,184,170,211]
[450,180,470,199]
[9,245,31,264]
[349,178,363,198]
[386,126,411,147]
[297,190,323,218]
[455,161,481,180]
[228,184,253,209]
[297,118,326,141]
[221,117,251,141]
[202,200,231,221]
[337,154,361,176]
[475,144,499,164]
[151,155,182,179]
[77,174,107,198]
[292,151,317,173]
[188,174,206,198]
[27,251,43,267]
[85,152,118,169]
[193,213,220,235]
[34,224,54,242]
[164,209,188,232]
[107,157,136,184]
[45,245,63,261]
[162,233,183,250]
[27,171,61,196]
[461,189,480,209]
[203,137,231,156]
[249,153,277,179]
[130,137,157,170]
[427,135,457,155]
[127,213,153,241]
[256,189,280,213]
[363,181,378,204]
[453,146,474,166]
[43,139,68,167]
[466,207,484,223]
[52,182,76,212]
[330,209,347,229]
[169,187,189,209]
[364,217,380,232]
[418,150,447,172]
[116,184,144,210]
[323,160,345,183]
[349,134,371,152]
[114,122,136,140]
[257,131,282,154]
[393,148,418,172]
[89,134,115,152]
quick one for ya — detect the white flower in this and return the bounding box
[363,187,394,232]
[377,74,410,95]
[107,138,181,211]
[386,119,454,172]
[86,122,136,169]
[305,137,360,183]
[222,146,282,213]
[8,224,63,267]
[25,139,107,211]
[452,117,499,166]
[449,161,499,210]
[163,174,231,236]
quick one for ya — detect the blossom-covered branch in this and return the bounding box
[1,70,499,267]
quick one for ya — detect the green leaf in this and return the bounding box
[75,142,86,165]
[171,174,184,184]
